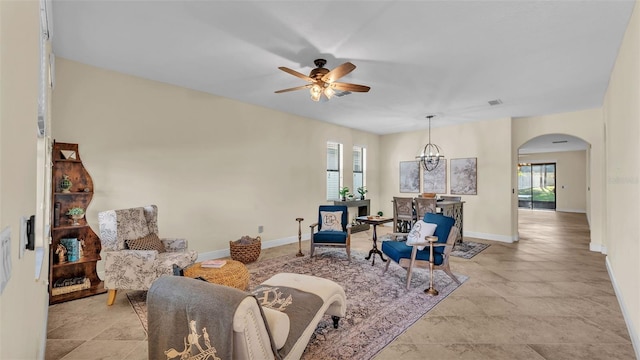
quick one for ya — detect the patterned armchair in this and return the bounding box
[98,205,198,305]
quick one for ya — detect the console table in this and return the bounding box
[333,199,370,233]
[437,200,465,244]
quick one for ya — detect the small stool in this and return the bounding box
[184,259,250,290]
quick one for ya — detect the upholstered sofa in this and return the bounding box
[148,273,347,360]
[98,204,198,305]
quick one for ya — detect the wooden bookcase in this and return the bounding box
[49,141,106,304]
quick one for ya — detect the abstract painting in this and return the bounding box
[450,158,477,195]
[399,161,420,193]
[422,160,447,194]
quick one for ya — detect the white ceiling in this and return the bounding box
[50,1,635,137]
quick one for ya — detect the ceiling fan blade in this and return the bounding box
[274,84,313,93]
[331,82,371,92]
[321,62,356,83]
[278,67,314,82]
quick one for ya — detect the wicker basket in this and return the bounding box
[229,236,261,263]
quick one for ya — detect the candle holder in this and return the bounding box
[424,235,439,296]
[295,217,304,257]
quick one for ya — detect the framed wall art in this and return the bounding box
[399,161,420,193]
[450,157,477,195]
[422,160,447,194]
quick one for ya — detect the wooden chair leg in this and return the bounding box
[443,266,461,284]
[106,289,117,306]
[383,259,391,273]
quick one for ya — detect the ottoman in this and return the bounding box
[184,259,250,290]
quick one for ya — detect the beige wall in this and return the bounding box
[52,58,381,259]
[511,108,605,250]
[0,1,50,358]
[518,150,587,213]
[603,0,640,355]
[380,117,515,242]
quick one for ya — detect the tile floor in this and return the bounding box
[46,210,636,359]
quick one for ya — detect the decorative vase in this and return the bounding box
[60,175,72,193]
[70,213,84,226]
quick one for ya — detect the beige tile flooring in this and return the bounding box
[46,210,636,359]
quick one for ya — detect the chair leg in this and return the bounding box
[443,265,461,284]
[383,259,390,273]
[106,289,117,306]
[310,242,314,258]
[406,266,413,290]
[346,246,351,262]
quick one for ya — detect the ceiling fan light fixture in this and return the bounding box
[310,84,322,101]
[276,59,369,102]
[324,86,335,99]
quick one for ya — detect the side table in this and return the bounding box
[356,216,394,265]
[184,259,250,291]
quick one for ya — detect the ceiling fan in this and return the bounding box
[275,59,370,102]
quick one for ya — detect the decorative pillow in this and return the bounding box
[406,220,437,250]
[261,306,291,350]
[126,232,166,253]
[320,211,343,231]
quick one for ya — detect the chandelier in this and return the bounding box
[416,115,444,171]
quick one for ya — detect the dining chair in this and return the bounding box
[392,197,416,233]
[414,197,437,219]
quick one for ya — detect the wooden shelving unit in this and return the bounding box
[49,141,106,305]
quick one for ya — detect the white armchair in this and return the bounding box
[98,205,197,305]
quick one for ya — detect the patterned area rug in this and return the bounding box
[451,240,490,259]
[128,249,467,360]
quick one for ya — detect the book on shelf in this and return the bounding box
[201,259,226,268]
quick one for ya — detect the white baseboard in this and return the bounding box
[196,234,309,262]
[605,257,640,359]
[556,208,587,213]
[590,242,608,254]
[463,231,517,243]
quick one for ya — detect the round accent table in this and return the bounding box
[184,259,250,291]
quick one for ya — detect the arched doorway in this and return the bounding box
[518,133,589,212]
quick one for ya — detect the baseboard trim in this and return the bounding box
[196,234,309,262]
[590,242,607,254]
[556,208,587,213]
[463,231,517,243]
[606,256,640,359]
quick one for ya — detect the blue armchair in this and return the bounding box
[381,213,460,289]
[310,205,351,261]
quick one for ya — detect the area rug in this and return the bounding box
[451,240,490,259]
[128,249,467,360]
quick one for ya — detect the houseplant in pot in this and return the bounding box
[67,207,85,226]
[339,187,350,201]
[357,186,368,200]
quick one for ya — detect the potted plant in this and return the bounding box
[357,186,368,200]
[339,187,350,201]
[66,207,85,226]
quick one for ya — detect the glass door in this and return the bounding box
[518,163,556,210]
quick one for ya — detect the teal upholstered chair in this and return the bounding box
[381,213,460,289]
[310,205,351,261]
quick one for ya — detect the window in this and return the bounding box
[353,146,366,192]
[327,142,343,201]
